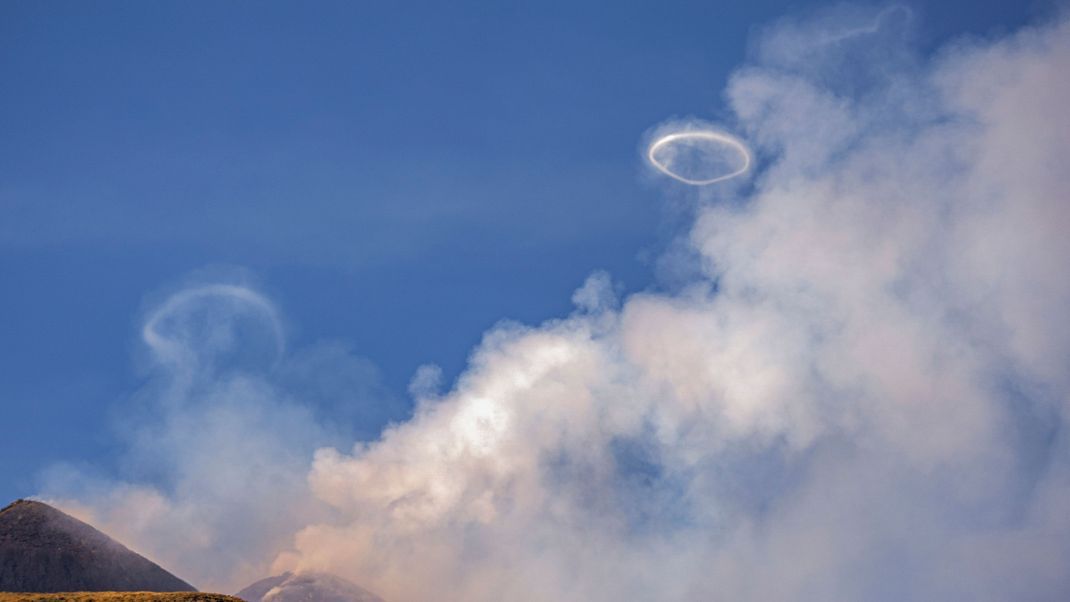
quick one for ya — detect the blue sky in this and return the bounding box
[0,0,1049,507]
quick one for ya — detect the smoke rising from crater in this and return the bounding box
[280,9,1070,601]
[41,6,1070,601]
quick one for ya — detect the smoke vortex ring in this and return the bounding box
[647,130,752,185]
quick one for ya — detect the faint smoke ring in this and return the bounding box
[647,130,752,185]
[142,284,286,367]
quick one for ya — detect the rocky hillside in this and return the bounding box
[0,500,195,593]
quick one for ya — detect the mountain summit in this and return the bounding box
[236,572,383,602]
[0,499,196,593]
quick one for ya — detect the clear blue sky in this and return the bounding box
[0,0,1044,504]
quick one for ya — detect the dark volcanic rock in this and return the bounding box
[236,572,383,602]
[0,499,196,593]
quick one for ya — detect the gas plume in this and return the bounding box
[42,6,1070,601]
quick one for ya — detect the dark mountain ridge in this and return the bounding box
[0,499,195,593]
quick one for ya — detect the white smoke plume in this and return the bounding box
[42,6,1070,601]
[278,9,1070,602]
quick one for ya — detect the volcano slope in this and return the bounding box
[236,572,384,602]
[0,500,195,593]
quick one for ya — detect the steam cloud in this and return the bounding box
[42,6,1070,601]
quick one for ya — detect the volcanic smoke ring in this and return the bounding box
[142,284,286,365]
[647,130,752,185]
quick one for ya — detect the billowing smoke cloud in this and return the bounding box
[43,6,1070,601]
[277,9,1070,601]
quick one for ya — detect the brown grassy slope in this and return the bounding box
[0,594,243,602]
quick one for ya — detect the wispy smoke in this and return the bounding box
[43,6,1070,601]
[40,276,403,592]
